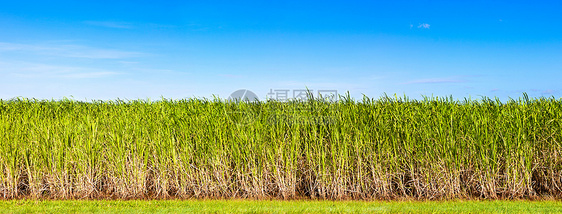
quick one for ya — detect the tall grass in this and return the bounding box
[0,94,561,199]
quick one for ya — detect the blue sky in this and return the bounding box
[1,1,561,101]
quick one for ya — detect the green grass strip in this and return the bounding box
[1,200,562,213]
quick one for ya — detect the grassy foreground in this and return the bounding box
[1,94,562,199]
[1,200,562,213]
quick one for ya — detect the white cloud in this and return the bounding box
[0,43,53,52]
[403,77,466,84]
[0,42,144,59]
[219,74,243,79]
[0,61,120,79]
[60,71,119,79]
[418,23,430,29]
[531,89,557,95]
[83,21,133,29]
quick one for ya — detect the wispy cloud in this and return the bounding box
[0,43,52,52]
[60,71,119,79]
[219,74,243,79]
[0,61,120,79]
[83,21,133,29]
[56,46,144,59]
[0,42,144,59]
[531,89,557,95]
[273,80,367,91]
[418,23,430,29]
[403,77,466,84]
